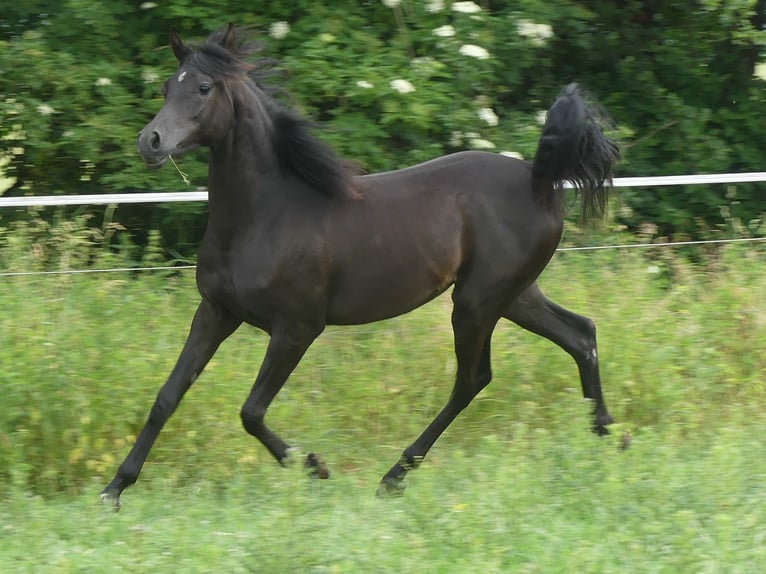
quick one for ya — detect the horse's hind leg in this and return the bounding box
[504,282,613,434]
[101,299,241,509]
[378,299,497,495]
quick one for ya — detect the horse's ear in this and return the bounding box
[169,28,192,63]
[220,22,236,51]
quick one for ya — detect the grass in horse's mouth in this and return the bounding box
[169,155,191,186]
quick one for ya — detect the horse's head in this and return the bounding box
[138,25,239,167]
[137,24,360,200]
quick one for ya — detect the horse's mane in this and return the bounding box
[185,25,361,200]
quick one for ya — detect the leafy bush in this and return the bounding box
[1,0,764,252]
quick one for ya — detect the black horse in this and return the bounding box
[101,24,620,507]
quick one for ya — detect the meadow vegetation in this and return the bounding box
[1,216,764,571]
[2,2,764,570]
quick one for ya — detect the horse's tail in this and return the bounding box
[531,83,620,221]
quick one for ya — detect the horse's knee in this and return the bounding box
[240,407,265,437]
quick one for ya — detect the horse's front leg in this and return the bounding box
[240,323,321,465]
[101,299,241,509]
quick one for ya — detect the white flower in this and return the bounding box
[501,151,524,159]
[459,44,490,60]
[411,57,441,77]
[469,137,495,149]
[269,21,290,40]
[37,104,54,116]
[535,110,548,125]
[755,61,766,81]
[140,2,157,9]
[95,77,112,87]
[356,80,374,89]
[382,0,401,7]
[390,79,416,94]
[141,70,160,84]
[411,56,436,67]
[452,1,482,13]
[426,0,445,12]
[477,107,498,126]
[647,265,661,274]
[517,20,554,46]
[433,25,456,38]
[449,131,463,146]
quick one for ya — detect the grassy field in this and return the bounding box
[1,237,765,572]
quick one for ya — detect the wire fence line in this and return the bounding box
[1,237,763,278]
[555,236,766,252]
[1,172,766,208]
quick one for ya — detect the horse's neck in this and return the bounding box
[206,85,280,230]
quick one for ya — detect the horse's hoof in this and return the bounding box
[280,447,301,467]
[594,424,610,436]
[376,477,406,498]
[600,413,616,426]
[593,413,615,436]
[100,491,122,512]
[304,452,330,479]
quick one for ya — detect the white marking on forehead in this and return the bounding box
[178,71,187,83]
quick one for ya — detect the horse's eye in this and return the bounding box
[199,83,212,95]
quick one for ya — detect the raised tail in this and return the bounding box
[532,83,620,221]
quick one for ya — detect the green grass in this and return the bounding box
[1,239,765,571]
[3,423,766,572]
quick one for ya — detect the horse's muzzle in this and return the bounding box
[137,128,169,167]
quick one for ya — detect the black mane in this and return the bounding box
[186,26,360,200]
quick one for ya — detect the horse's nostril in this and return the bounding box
[150,131,161,151]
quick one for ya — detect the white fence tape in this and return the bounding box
[0,191,208,208]
[1,172,765,208]
[610,172,766,187]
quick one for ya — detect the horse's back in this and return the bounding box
[359,151,555,253]
[360,151,533,201]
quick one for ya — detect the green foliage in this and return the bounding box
[546,0,766,236]
[0,219,763,496]
[0,210,103,272]
[1,1,764,250]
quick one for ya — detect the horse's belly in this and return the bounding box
[326,243,459,325]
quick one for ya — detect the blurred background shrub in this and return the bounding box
[1,1,764,255]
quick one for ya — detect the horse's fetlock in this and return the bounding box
[593,412,614,436]
[399,453,424,472]
[377,476,407,497]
